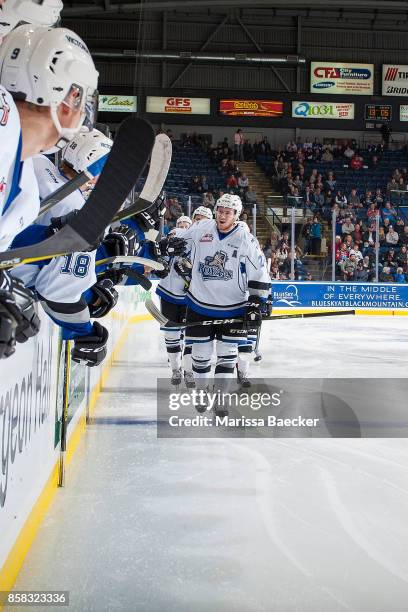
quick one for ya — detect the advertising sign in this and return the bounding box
[400,105,408,121]
[310,62,374,95]
[364,104,392,122]
[98,94,137,113]
[382,65,408,96]
[146,96,210,114]
[272,281,408,309]
[292,101,354,119]
[219,99,283,117]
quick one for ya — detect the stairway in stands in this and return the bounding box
[239,161,277,244]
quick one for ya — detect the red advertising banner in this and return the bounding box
[219,99,283,117]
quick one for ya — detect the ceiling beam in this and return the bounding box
[62,0,408,17]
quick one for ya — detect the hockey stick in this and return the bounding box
[58,339,71,487]
[97,266,152,290]
[111,133,172,224]
[254,327,262,362]
[35,152,110,220]
[0,117,155,270]
[145,299,356,327]
[95,255,165,271]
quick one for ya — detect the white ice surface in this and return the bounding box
[6,315,408,612]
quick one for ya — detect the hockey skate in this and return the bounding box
[171,368,183,387]
[184,370,196,389]
[237,368,252,388]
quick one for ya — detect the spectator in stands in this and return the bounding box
[400,225,408,246]
[349,154,364,170]
[344,144,355,160]
[301,218,313,254]
[226,174,238,190]
[361,189,373,206]
[380,266,394,282]
[219,158,229,174]
[335,190,347,208]
[310,217,322,255]
[325,171,337,192]
[386,225,399,246]
[394,267,406,283]
[387,177,398,196]
[238,173,249,189]
[374,189,384,206]
[169,198,183,222]
[202,191,215,209]
[353,223,363,245]
[367,202,379,220]
[200,175,209,192]
[355,260,369,281]
[322,148,334,162]
[312,187,324,210]
[348,188,360,206]
[243,139,253,161]
[353,245,363,261]
[378,227,387,247]
[234,128,244,161]
[382,202,397,224]
[340,252,357,280]
[395,217,405,238]
[259,137,271,155]
[397,176,407,191]
[341,216,355,237]
[397,245,408,267]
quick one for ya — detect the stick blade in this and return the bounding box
[69,117,155,244]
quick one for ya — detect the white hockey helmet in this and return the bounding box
[176,215,192,228]
[0,0,62,37]
[214,193,243,220]
[62,128,112,174]
[192,206,213,221]
[0,25,99,146]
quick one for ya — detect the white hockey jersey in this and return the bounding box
[0,86,40,250]
[156,227,189,304]
[181,219,271,317]
[12,155,96,305]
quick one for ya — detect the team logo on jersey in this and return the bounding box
[199,250,233,281]
[0,92,10,127]
[199,233,214,242]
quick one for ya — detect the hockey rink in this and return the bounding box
[7,315,408,612]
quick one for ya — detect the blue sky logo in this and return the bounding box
[313,81,335,89]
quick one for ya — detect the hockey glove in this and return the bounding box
[0,271,21,359]
[102,225,138,257]
[244,295,263,329]
[48,210,79,236]
[89,279,119,318]
[71,322,109,367]
[174,257,193,288]
[11,277,41,343]
[157,236,187,257]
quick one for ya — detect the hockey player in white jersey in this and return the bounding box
[192,206,213,223]
[11,129,117,367]
[0,0,62,39]
[156,215,194,388]
[0,24,98,358]
[182,194,271,416]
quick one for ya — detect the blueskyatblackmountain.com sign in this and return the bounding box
[272,282,408,309]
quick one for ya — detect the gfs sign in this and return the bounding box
[310,61,374,95]
[146,96,211,114]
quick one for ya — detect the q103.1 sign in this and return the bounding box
[310,62,374,95]
[292,101,355,120]
[146,96,211,114]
